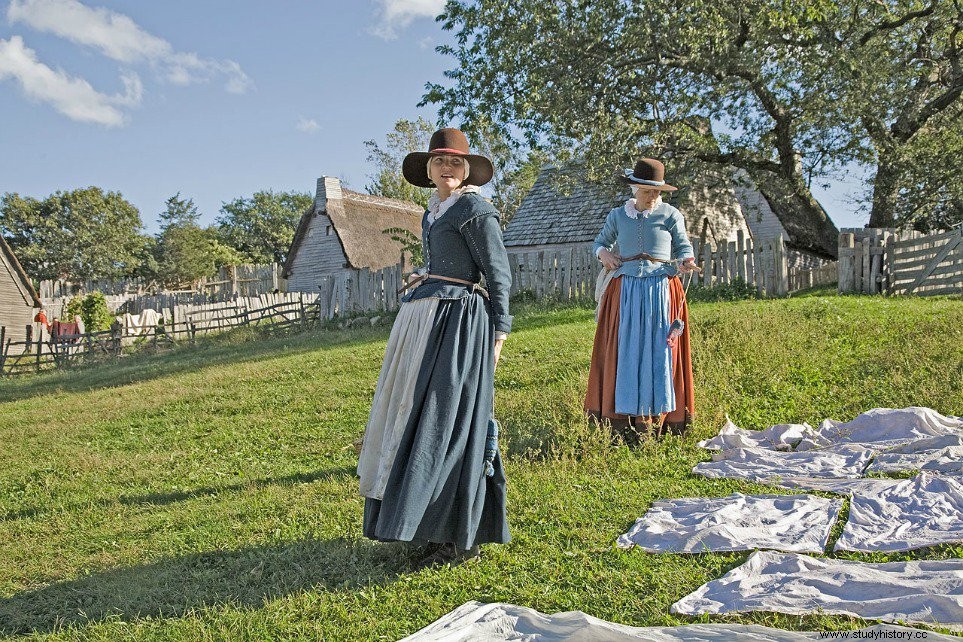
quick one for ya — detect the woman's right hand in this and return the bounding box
[598,248,623,271]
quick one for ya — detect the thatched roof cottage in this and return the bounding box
[284,177,423,292]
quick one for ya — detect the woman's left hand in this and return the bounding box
[679,258,699,274]
[494,338,505,368]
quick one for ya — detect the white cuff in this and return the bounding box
[595,246,605,259]
[494,331,509,341]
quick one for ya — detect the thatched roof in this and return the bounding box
[0,236,41,308]
[284,182,424,275]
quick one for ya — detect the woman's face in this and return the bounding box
[634,187,661,211]
[429,155,467,193]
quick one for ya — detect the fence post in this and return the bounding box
[736,230,747,282]
[838,233,854,293]
[0,327,5,374]
[861,236,872,294]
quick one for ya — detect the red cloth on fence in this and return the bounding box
[52,320,81,343]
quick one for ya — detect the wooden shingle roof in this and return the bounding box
[503,167,623,247]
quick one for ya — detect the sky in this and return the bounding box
[0,0,869,235]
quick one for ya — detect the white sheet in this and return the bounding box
[400,601,959,641]
[797,407,963,451]
[770,476,905,496]
[697,418,817,452]
[692,446,872,482]
[835,473,963,552]
[866,434,963,474]
[671,551,963,629]
[616,494,841,554]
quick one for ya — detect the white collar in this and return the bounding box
[427,185,481,224]
[624,197,662,220]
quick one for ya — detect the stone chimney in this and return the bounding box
[315,176,343,213]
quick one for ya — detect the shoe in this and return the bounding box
[413,543,480,570]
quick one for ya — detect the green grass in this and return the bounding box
[1,293,962,640]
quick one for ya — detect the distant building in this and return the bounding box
[0,236,42,343]
[503,166,838,269]
[283,177,424,292]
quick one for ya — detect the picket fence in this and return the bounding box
[39,263,287,316]
[838,225,963,296]
[506,233,835,300]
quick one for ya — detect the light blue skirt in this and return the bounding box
[615,275,674,416]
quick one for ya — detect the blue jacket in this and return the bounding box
[405,192,513,334]
[593,202,694,279]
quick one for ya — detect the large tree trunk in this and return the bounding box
[868,156,901,229]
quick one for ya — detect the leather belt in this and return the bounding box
[398,273,490,298]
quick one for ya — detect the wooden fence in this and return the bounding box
[838,225,963,296]
[40,263,287,316]
[2,264,407,377]
[507,233,832,300]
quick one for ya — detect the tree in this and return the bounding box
[424,1,962,232]
[365,117,436,210]
[0,187,145,281]
[215,191,312,264]
[153,194,219,288]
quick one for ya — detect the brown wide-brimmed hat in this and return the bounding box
[402,128,495,188]
[619,158,678,191]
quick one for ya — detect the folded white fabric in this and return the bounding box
[671,551,963,629]
[400,601,960,641]
[697,418,817,452]
[693,446,872,482]
[617,493,841,554]
[835,473,963,552]
[796,407,963,451]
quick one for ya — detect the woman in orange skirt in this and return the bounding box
[584,159,697,438]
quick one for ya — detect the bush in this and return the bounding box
[64,291,114,332]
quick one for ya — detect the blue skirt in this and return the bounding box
[615,275,674,416]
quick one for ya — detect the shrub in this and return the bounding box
[64,291,114,331]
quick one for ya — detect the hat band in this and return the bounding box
[430,148,470,155]
[629,177,666,186]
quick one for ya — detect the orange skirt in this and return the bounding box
[584,275,695,431]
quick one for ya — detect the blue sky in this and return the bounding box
[0,0,868,235]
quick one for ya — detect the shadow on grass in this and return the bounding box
[2,466,356,523]
[0,323,390,404]
[0,534,413,635]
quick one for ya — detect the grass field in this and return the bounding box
[1,292,962,641]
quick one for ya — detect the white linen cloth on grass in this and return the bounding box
[796,406,963,451]
[692,445,872,482]
[866,434,963,474]
[671,551,963,630]
[616,493,841,554]
[697,418,818,452]
[399,601,960,642]
[835,473,963,552]
[770,475,905,496]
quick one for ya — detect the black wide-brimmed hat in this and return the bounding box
[402,128,495,188]
[620,158,678,191]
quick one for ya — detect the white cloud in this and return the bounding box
[0,36,141,126]
[7,0,252,93]
[297,117,320,133]
[371,0,445,40]
[418,36,434,49]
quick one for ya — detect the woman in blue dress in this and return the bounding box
[357,128,512,567]
[585,158,698,439]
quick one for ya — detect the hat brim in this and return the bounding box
[402,151,495,188]
[619,174,678,191]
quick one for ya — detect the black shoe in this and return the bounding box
[413,543,480,570]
